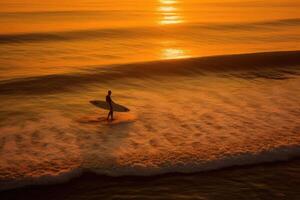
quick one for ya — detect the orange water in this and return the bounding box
[0,0,300,193]
[0,0,299,79]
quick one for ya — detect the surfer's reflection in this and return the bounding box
[106,90,114,121]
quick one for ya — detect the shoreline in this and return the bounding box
[1,158,300,199]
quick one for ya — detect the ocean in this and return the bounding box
[0,0,300,199]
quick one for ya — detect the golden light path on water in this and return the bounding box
[158,0,189,60]
[162,48,188,59]
[158,0,183,25]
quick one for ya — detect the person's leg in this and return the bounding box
[111,110,114,120]
[107,111,111,120]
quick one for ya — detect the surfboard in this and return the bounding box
[90,100,130,112]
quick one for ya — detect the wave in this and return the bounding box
[0,18,299,44]
[0,10,128,16]
[195,18,300,31]
[0,50,299,95]
[1,144,300,192]
[0,28,136,44]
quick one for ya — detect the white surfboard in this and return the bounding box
[90,100,130,112]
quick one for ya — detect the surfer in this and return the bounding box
[106,90,114,121]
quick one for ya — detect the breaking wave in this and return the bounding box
[1,144,300,191]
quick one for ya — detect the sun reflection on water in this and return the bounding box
[158,0,183,25]
[160,41,190,59]
[162,48,188,59]
[160,0,177,4]
[158,1,189,60]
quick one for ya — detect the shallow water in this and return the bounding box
[1,52,300,191]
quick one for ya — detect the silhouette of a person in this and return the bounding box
[106,90,113,121]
